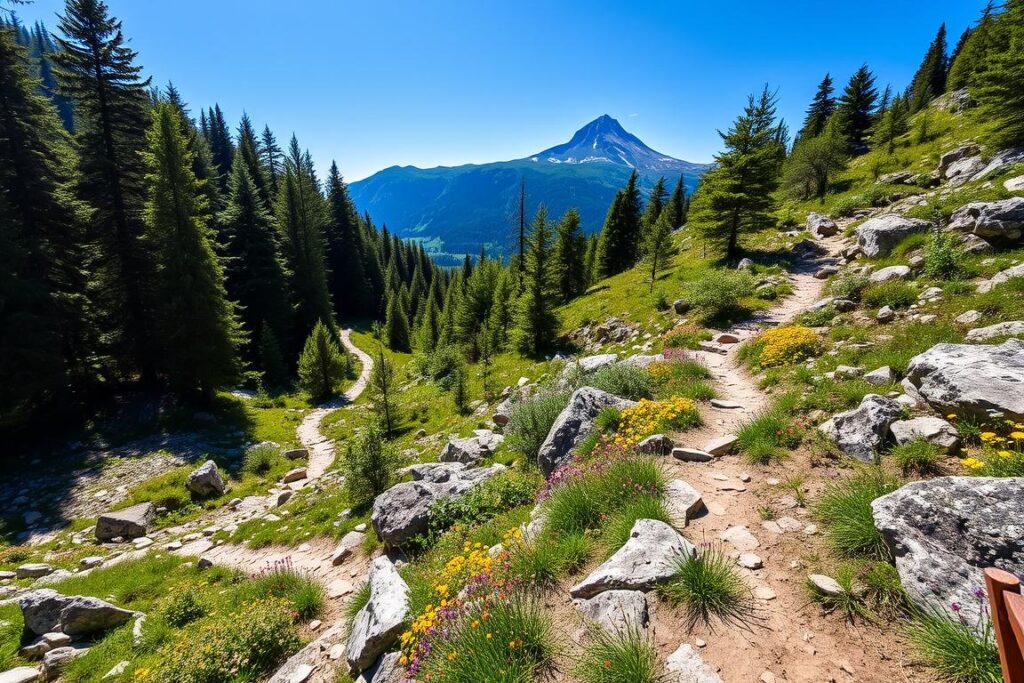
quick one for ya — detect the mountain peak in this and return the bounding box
[531,115,707,174]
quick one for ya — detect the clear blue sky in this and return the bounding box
[14,0,984,181]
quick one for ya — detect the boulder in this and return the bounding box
[95,502,153,542]
[876,306,896,323]
[869,265,911,283]
[673,299,690,315]
[283,448,308,460]
[671,447,712,463]
[537,387,636,475]
[889,417,960,453]
[346,557,410,674]
[58,596,135,636]
[807,213,839,237]
[703,434,737,455]
[949,197,1024,243]
[818,394,902,462]
[1005,175,1024,192]
[15,565,53,580]
[185,460,226,498]
[354,652,404,683]
[863,366,898,386]
[570,519,695,598]
[878,171,915,185]
[439,430,504,465]
[814,265,839,280]
[404,461,467,483]
[371,465,505,548]
[972,147,1024,182]
[960,233,995,254]
[945,156,987,185]
[664,644,723,683]
[955,310,983,326]
[19,591,67,636]
[41,646,88,681]
[663,480,704,526]
[872,477,1024,627]
[621,354,665,369]
[636,434,673,456]
[808,574,845,597]
[737,258,755,270]
[855,215,931,258]
[905,339,1024,421]
[282,467,307,484]
[938,144,981,175]
[965,321,1024,342]
[573,590,649,633]
[0,667,40,683]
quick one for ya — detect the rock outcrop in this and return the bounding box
[949,197,1024,243]
[19,590,135,637]
[439,430,504,465]
[346,557,411,674]
[872,477,1024,627]
[818,394,902,462]
[573,590,649,633]
[905,339,1024,421]
[537,387,636,475]
[889,417,960,453]
[95,503,154,542]
[854,215,931,258]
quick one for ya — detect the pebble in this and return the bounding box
[739,473,751,483]
[309,619,322,631]
[721,525,759,551]
[354,523,368,532]
[694,638,707,648]
[737,553,763,569]
[754,585,777,601]
[808,574,844,596]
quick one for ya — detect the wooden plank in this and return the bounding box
[1008,593,1024,660]
[987,567,1024,683]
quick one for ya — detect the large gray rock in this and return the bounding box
[905,339,1024,421]
[371,465,505,548]
[872,477,1024,627]
[855,215,931,258]
[538,387,636,475]
[663,480,704,526]
[621,354,665,369]
[354,651,404,683]
[403,461,467,483]
[0,667,40,683]
[938,144,981,175]
[570,519,695,598]
[439,430,504,465]
[818,394,902,462]
[95,502,153,542]
[890,417,961,453]
[807,212,839,237]
[346,557,410,674]
[965,320,1024,342]
[19,591,68,637]
[949,197,1024,243]
[41,646,88,681]
[19,590,134,637]
[185,460,226,498]
[869,265,911,283]
[573,590,649,633]
[664,644,723,683]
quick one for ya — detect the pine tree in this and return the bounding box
[975,0,1024,148]
[418,295,440,352]
[220,153,293,365]
[596,170,642,277]
[873,93,910,155]
[487,268,514,351]
[643,209,678,292]
[236,113,272,209]
[28,22,74,131]
[782,114,848,200]
[664,175,687,230]
[908,24,949,112]
[260,124,283,196]
[297,319,345,402]
[689,87,783,260]
[257,325,289,389]
[836,65,879,155]
[553,208,587,303]
[384,291,411,352]
[947,2,998,92]
[324,162,372,318]
[277,136,334,342]
[55,0,155,381]
[0,25,92,429]
[454,257,499,347]
[143,102,242,398]
[205,103,234,189]
[583,233,598,288]
[368,346,398,436]
[512,206,559,356]
[799,73,836,140]
[640,176,668,235]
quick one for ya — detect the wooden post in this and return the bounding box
[986,567,1024,683]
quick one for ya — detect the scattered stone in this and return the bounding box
[95,503,153,542]
[185,460,226,498]
[979,263,1024,293]
[737,553,763,569]
[721,525,759,552]
[573,590,649,632]
[330,531,366,566]
[905,339,1024,421]
[966,320,1024,342]
[276,490,293,507]
[863,366,897,386]
[855,215,931,258]
[16,564,53,580]
[283,448,308,460]
[673,299,690,315]
[698,340,729,355]
[41,646,88,681]
[777,516,804,532]
[938,144,982,175]
[873,476,1024,627]
[814,265,839,280]
[710,399,742,409]
[808,574,844,597]
[439,430,504,465]
[869,265,911,283]
[890,416,961,453]
[0,667,40,683]
[949,197,1024,243]
[346,557,411,673]
[833,298,856,312]
[737,258,754,270]
[807,213,839,237]
[955,310,982,326]
[636,434,674,456]
[833,365,864,379]
[754,585,777,601]
[664,644,723,683]
[703,434,737,456]
[878,171,915,185]
[621,354,666,369]
[818,394,902,462]
[739,473,751,483]
[876,305,896,323]
[537,387,635,475]
[1005,175,1024,192]
[570,519,696,598]
[714,332,740,344]
[663,480,704,525]
[672,447,712,463]
[282,467,307,484]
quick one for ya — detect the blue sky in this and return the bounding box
[14,0,984,181]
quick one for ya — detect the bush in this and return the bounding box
[342,423,401,508]
[245,562,326,621]
[828,274,871,301]
[242,443,280,476]
[424,345,464,390]
[575,627,657,683]
[664,326,712,350]
[862,281,917,310]
[737,408,801,465]
[163,590,206,628]
[814,470,901,560]
[799,306,836,327]
[144,599,299,683]
[613,397,701,448]
[923,227,963,280]
[891,438,944,475]
[505,392,569,461]
[595,407,621,432]
[658,546,752,628]
[297,320,346,402]
[429,471,540,537]
[907,610,1002,683]
[588,364,653,401]
[753,326,819,368]
[687,270,754,323]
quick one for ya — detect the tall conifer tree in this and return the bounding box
[976,0,1024,148]
[324,162,371,318]
[836,65,879,155]
[512,207,558,356]
[799,73,836,140]
[908,24,949,112]
[553,208,587,303]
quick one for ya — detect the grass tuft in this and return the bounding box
[658,546,752,628]
[575,627,658,683]
[814,469,900,560]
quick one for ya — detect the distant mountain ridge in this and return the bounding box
[348,116,711,261]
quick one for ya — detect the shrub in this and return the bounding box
[588,364,653,401]
[242,443,280,476]
[429,471,540,538]
[814,470,901,560]
[424,344,464,390]
[907,610,1002,683]
[799,306,836,327]
[245,560,326,621]
[505,392,569,461]
[891,438,944,475]
[142,599,299,683]
[613,397,701,448]
[575,627,657,683]
[342,423,401,508]
[828,273,871,301]
[687,270,755,323]
[754,326,819,368]
[831,195,864,218]
[297,320,346,402]
[923,227,963,280]
[658,546,752,628]
[862,281,917,310]
[595,407,621,432]
[664,325,712,350]
[163,590,206,628]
